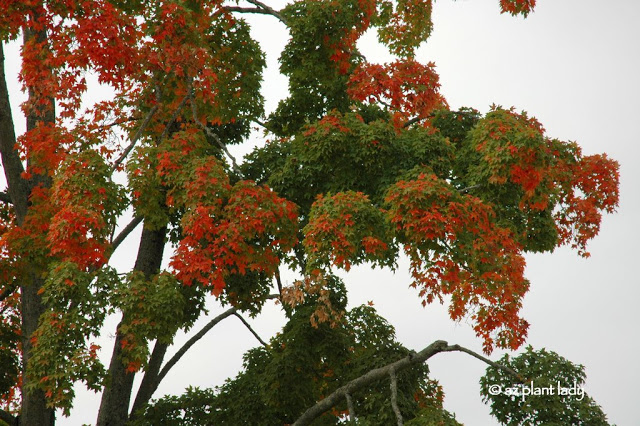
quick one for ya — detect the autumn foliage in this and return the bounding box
[0,0,619,423]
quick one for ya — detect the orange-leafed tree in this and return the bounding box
[0,0,618,425]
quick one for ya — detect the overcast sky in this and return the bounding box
[3,0,639,425]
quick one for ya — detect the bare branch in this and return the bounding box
[442,344,523,380]
[458,184,481,194]
[293,340,521,425]
[293,340,448,425]
[225,6,279,16]
[156,294,279,387]
[275,268,283,298]
[156,306,238,386]
[403,115,426,128]
[245,0,287,23]
[234,312,268,347]
[110,216,143,253]
[113,83,190,171]
[389,367,403,426]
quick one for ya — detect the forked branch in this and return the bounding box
[292,340,521,426]
[156,294,280,387]
[223,0,286,32]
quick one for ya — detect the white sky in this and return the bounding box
[3,0,639,425]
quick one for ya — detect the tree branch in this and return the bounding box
[130,340,169,420]
[458,184,481,194]
[245,0,287,23]
[225,6,280,16]
[275,268,283,298]
[188,89,243,176]
[112,103,158,170]
[403,115,426,128]
[0,43,29,223]
[158,92,190,143]
[293,340,521,425]
[155,294,280,388]
[155,306,238,386]
[110,216,143,253]
[442,344,523,380]
[345,392,355,422]
[389,367,403,426]
[293,340,448,425]
[233,312,268,347]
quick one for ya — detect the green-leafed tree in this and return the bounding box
[0,0,618,425]
[480,347,610,426]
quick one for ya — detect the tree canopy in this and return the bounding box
[0,0,619,425]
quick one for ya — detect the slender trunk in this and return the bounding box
[96,226,167,426]
[129,341,169,419]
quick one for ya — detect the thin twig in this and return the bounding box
[234,312,269,347]
[93,116,140,132]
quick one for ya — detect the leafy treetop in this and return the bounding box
[0,0,617,423]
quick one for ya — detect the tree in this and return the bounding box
[0,0,619,425]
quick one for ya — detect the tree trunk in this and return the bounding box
[2,25,57,423]
[96,226,167,426]
[20,276,55,426]
[129,340,169,420]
